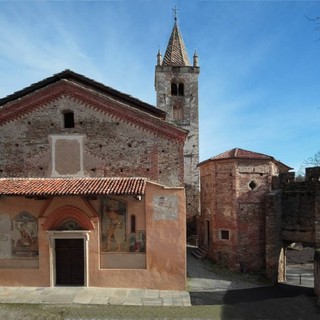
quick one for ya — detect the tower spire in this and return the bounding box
[162,9,190,67]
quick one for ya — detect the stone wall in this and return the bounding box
[266,167,320,296]
[155,65,200,222]
[265,190,284,282]
[0,95,184,187]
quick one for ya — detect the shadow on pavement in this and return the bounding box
[192,284,320,320]
[190,283,315,305]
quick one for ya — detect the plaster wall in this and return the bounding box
[87,183,186,290]
[0,183,186,290]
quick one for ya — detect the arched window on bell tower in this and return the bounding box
[171,81,184,97]
[178,83,184,96]
[171,82,178,96]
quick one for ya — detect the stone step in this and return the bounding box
[191,246,208,259]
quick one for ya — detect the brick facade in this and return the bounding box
[199,149,320,297]
[0,75,186,185]
[0,70,188,290]
[198,148,290,273]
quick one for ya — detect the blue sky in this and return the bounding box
[0,0,319,172]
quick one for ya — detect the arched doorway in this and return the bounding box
[45,206,94,287]
[277,242,315,288]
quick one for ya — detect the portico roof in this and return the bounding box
[0,177,146,196]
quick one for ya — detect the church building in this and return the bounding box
[0,18,199,290]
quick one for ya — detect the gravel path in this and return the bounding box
[187,247,270,292]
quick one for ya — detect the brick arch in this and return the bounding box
[42,205,95,230]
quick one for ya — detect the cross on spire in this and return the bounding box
[172,6,179,22]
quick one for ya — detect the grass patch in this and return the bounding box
[0,304,220,320]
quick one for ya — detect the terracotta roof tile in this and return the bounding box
[198,148,292,170]
[163,22,190,66]
[212,148,275,161]
[0,177,146,196]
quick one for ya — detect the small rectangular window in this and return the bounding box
[64,112,75,128]
[220,230,230,240]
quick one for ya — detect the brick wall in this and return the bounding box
[0,95,184,187]
[199,158,284,273]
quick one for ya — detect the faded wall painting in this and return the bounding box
[128,231,146,253]
[153,195,178,221]
[101,197,127,252]
[11,212,38,258]
[0,214,12,259]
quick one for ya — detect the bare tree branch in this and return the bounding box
[303,151,320,167]
[305,15,320,21]
[305,15,320,41]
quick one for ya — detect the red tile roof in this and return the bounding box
[198,148,292,169]
[163,22,190,66]
[212,148,275,161]
[0,177,146,196]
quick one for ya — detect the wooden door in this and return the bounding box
[55,239,84,286]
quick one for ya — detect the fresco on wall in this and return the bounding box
[101,197,127,252]
[0,214,12,259]
[11,212,38,258]
[128,231,146,253]
[153,195,178,221]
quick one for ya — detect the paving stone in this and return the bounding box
[143,289,160,299]
[123,297,143,306]
[160,291,173,299]
[90,296,110,305]
[0,287,190,307]
[182,298,192,306]
[162,298,174,306]
[143,300,163,306]
[73,294,93,304]
[127,289,144,298]
[113,289,129,297]
[108,297,125,305]
[42,294,76,304]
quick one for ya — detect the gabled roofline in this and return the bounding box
[0,69,166,120]
[0,75,187,143]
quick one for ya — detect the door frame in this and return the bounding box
[48,231,90,287]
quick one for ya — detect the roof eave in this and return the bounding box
[0,70,166,120]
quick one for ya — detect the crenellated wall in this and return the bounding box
[266,167,320,297]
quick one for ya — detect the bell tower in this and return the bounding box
[155,13,200,228]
